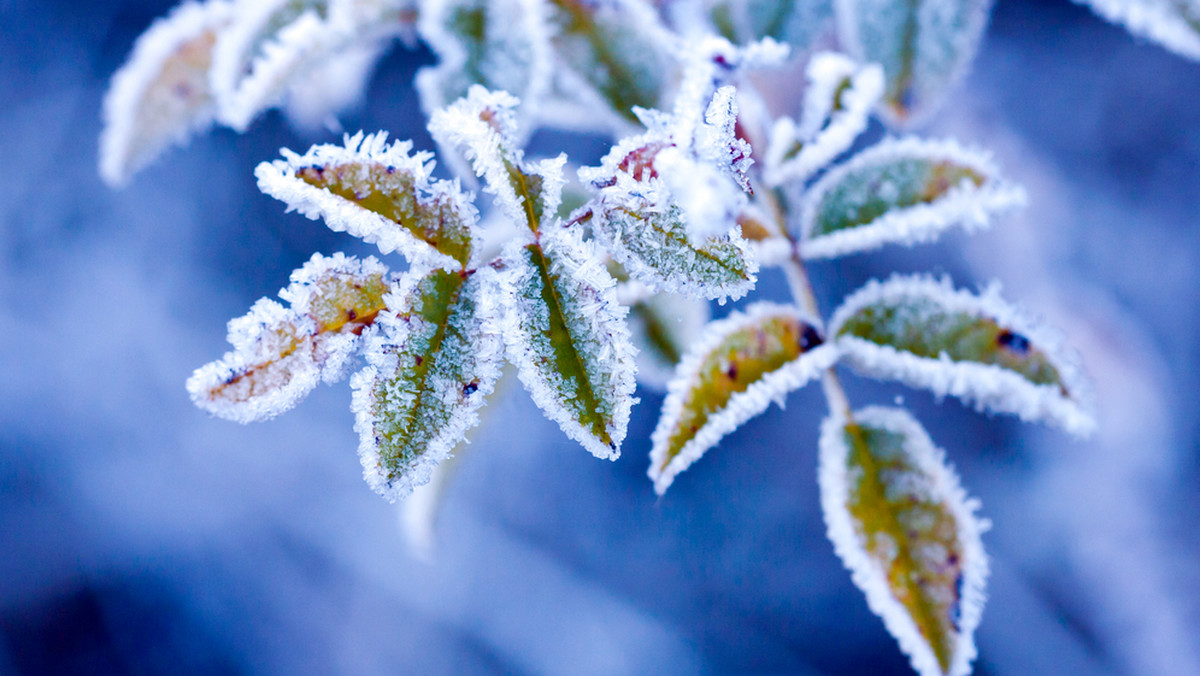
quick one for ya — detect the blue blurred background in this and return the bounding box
[2,0,1198,673]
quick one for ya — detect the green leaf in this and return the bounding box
[700,0,836,49]
[834,0,993,124]
[799,137,1025,259]
[819,406,988,676]
[830,274,1095,436]
[352,266,504,501]
[416,0,552,120]
[256,131,477,270]
[493,228,637,459]
[188,253,392,423]
[626,289,712,391]
[591,203,758,301]
[649,303,837,494]
[545,0,674,124]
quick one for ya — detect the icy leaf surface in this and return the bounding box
[99,0,233,187]
[1076,0,1200,60]
[544,0,675,123]
[490,229,637,460]
[352,266,503,501]
[189,253,391,423]
[764,52,884,187]
[834,0,992,124]
[819,406,988,676]
[429,86,566,233]
[799,137,1026,259]
[690,0,836,48]
[649,303,837,494]
[256,131,477,270]
[626,291,712,391]
[830,274,1095,436]
[416,0,552,123]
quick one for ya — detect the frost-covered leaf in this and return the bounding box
[281,35,388,131]
[429,86,566,233]
[834,0,992,124]
[799,137,1026,259]
[416,0,553,125]
[352,266,503,501]
[819,406,988,676]
[685,0,837,49]
[543,0,676,124]
[627,291,712,391]
[256,131,478,270]
[99,0,233,187]
[1076,0,1200,60]
[649,303,837,494]
[764,52,884,187]
[830,274,1095,436]
[189,253,392,422]
[489,228,637,460]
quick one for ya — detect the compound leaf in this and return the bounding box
[188,253,392,422]
[351,266,503,501]
[799,137,1026,259]
[830,274,1095,436]
[834,0,993,124]
[256,131,478,270]
[819,406,988,676]
[99,0,234,187]
[649,303,837,494]
[490,228,637,460]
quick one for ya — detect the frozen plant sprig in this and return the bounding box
[105,3,1111,675]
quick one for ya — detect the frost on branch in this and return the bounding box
[764,52,884,187]
[1076,0,1200,61]
[99,0,233,187]
[543,0,676,125]
[489,228,637,460]
[830,274,1096,436]
[255,131,478,270]
[578,42,779,300]
[189,253,392,423]
[819,406,988,676]
[799,137,1026,260]
[626,291,712,391]
[834,0,992,124]
[352,266,503,502]
[429,86,566,234]
[649,303,837,495]
[416,0,553,126]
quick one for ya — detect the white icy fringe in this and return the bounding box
[428,86,562,228]
[99,0,233,187]
[487,229,638,460]
[283,37,385,131]
[1076,0,1200,60]
[830,274,1096,436]
[649,303,838,495]
[187,253,388,423]
[764,52,884,187]
[415,0,553,126]
[351,267,504,502]
[628,292,712,391]
[255,131,478,270]
[818,406,989,676]
[800,137,1027,259]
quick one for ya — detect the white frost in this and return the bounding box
[799,136,1027,259]
[763,52,884,187]
[649,303,838,495]
[1075,0,1200,61]
[99,0,234,187]
[255,130,479,270]
[829,274,1096,436]
[818,406,989,676]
